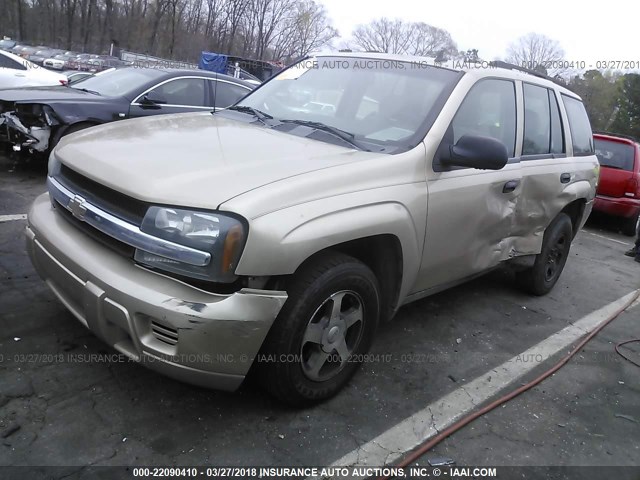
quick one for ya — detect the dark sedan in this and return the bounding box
[0,67,255,155]
[27,48,64,66]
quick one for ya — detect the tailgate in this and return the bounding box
[598,167,635,197]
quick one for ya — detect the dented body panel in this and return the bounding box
[26,194,287,390]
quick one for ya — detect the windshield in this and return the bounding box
[236,56,461,153]
[69,67,163,97]
[595,138,636,171]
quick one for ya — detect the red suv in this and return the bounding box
[593,133,640,236]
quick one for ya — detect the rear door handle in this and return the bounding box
[560,173,571,184]
[502,179,520,193]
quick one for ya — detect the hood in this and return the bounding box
[0,85,106,103]
[53,112,378,210]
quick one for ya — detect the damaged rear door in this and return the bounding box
[417,78,523,292]
[511,84,570,254]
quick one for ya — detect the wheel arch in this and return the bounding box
[294,234,404,322]
[235,199,423,320]
[560,198,587,239]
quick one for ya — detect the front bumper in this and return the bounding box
[26,193,287,390]
[0,112,51,153]
[593,194,640,219]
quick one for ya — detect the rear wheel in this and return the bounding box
[621,213,640,237]
[516,213,573,296]
[258,252,380,406]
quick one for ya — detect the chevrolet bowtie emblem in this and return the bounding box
[68,195,87,221]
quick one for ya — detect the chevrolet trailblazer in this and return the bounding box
[26,53,598,405]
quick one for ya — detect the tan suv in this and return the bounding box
[26,53,599,405]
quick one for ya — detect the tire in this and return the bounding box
[257,251,380,406]
[621,213,640,237]
[516,213,573,296]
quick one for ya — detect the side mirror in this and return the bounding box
[441,135,509,170]
[140,90,167,107]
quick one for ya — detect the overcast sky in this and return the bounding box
[318,0,637,67]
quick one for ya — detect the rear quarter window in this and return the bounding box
[561,95,594,156]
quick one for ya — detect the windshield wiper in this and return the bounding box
[279,119,361,149]
[72,87,101,95]
[226,105,273,124]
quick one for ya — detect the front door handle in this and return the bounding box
[502,179,520,193]
[560,173,571,184]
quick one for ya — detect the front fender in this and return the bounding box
[235,184,427,302]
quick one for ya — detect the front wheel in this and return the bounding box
[516,213,573,296]
[257,252,380,406]
[48,122,96,154]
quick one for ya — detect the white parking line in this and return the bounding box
[325,290,640,475]
[0,214,28,223]
[583,230,633,246]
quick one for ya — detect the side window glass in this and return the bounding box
[451,79,516,158]
[561,95,594,155]
[149,78,206,107]
[214,81,250,108]
[549,90,565,154]
[0,55,26,70]
[523,83,551,155]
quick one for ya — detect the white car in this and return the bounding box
[0,49,67,88]
[43,53,76,70]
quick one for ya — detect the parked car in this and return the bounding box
[80,56,130,72]
[226,64,262,85]
[0,49,67,89]
[25,53,598,404]
[27,48,64,66]
[66,53,100,71]
[12,45,46,58]
[593,132,640,235]
[0,39,17,51]
[43,53,79,70]
[0,67,254,154]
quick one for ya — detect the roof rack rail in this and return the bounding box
[593,130,640,142]
[489,60,564,85]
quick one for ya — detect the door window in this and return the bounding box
[148,78,206,107]
[451,79,517,157]
[0,54,27,70]
[522,84,566,156]
[549,90,565,154]
[523,83,551,155]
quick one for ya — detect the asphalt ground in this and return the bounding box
[0,153,639,479]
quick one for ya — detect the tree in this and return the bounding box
[270,0,338,62]
[568,70,619,131]
[350,18,457,59]
[0,0,337,63]
[409,22,457,58]
[506,32,564,74]
[610,74,640,138]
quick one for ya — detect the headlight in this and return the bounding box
[135,206,247,282]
